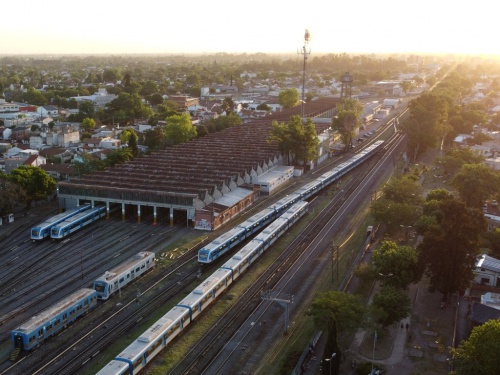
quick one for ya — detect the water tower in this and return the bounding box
[340,72,353,100]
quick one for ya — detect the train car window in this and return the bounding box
[77,305,82,311]
[132,357,143,370]
[38,329,43,336]
[70,310,75,316]
[119,277,124,283]
[136,267,140,272]
[63,313,67,320]
[84,300,88,306]
[46,324,52,330]
[141,264,145,269]
[55,319,60,325]
[127,274,130,279]
[29,336,35,342]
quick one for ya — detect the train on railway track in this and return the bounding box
[11,252,155,352]
[95,200,309,375]
[198,140,385,265]
[30,203,91,241]
[50,205,107,240]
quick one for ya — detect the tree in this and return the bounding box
[103,68,119,83]
[0,172,26,215]
[311,291,366,375]
[81,117,96,132]
[370,176,424,233]
[372,241,420,289]
[278,88,300,109]
[119,128,139,156]
[163,113,197,145]
[417,197,487,298]
[139,80,159,97]
[402,93,450,161]
[372,286,411,327]
[23,87,47,106]
[437,147,485,175]
[267,115,319,167]
[143,126,167,151]
[8,165,56,207]
[451,319,500,375]
[221,97,234,114]
[453,163,500,208]
[331,99,363,151]
[105,147,134,166]
[78,100,95,119]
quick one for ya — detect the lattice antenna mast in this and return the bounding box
[298,29,311,119]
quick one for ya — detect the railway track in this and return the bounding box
[164,133,405,374]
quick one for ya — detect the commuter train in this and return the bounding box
[198,140,384,264]
[30,204,91,241]
[95,201,309,375]
[11,288,98,351]
[11,252,155,351]
[50,205,107,240]
[94,251,155,300]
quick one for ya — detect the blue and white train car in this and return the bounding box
[50,206,106,240]
[198,207,276,264]
[271,192,302,214]
[30,204,91,241]
[11,288,98,351]
[96,201,309,375]
[93,252,155,300]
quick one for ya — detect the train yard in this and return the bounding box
[0,114,405,375]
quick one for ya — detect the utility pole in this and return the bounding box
[298,29,311,120]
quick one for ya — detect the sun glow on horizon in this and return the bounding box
[1,0,499,57]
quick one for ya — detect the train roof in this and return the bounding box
[94,252,155,283]
[259,217,288,236]
[211,226,245,245]
[138,316,173,343]
[280,201,308,218]
[272,193,301,208]
[193,275,221,295]
[95,359,129,375]
[230,239,263,261]
[14,288,96,333]
[54,206,105,226]
[33,205,91,228]
[238,208,275,228]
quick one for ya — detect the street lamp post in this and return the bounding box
[324,352,336,375]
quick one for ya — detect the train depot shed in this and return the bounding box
[56,98,338,229]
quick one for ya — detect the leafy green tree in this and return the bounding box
[147,93,164,106]
[140,80,159,96]
[143,127,167,151]
[372,241,420,289]
[370,176,424,233]
[0,172,26,215]
[163,113,197,145]
[331,99,363,151]
[268,115,319,167]
[311,291,366,375]
[78,100,95,120]
[8,165,56,207]
[81,117,96,132]
[209,112,242,131]
[119,128,139,156]
[437,147,484,175]
[372,286,411,327]
[106,92,153,125]
[103,68,120,83]
[402,93,450,161]
[105,147,134,166]
[418,197,487,298]
[453,163,499,208]
[278,88,300,109]
[451,319,500,375]
[23,87,47,106]
[72,153,105,177]
[256,103,271,112]
[221,97,234,114]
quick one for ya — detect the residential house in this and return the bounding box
[37,105,58,117]
[474,254,500,287]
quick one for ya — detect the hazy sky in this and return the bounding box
[2,0,498,56]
